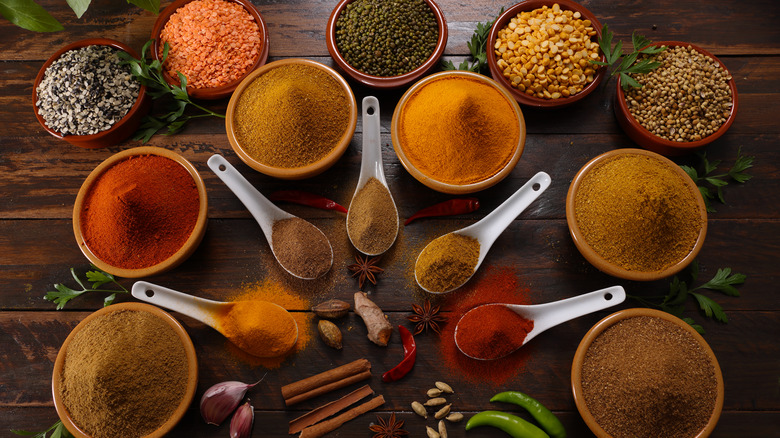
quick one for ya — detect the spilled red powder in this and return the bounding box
[439,265,533,385]
[455,304,534,360]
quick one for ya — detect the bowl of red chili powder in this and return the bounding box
[73,147,208,277]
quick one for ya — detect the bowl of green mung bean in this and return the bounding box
[615,41,738,156]
[326,0,447,89]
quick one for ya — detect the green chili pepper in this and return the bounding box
[465,411,550,438]
[490,392,567,438]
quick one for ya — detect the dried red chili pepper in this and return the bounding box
[404,198,480,225]
[382,325,416,382]
[268,190,348,213]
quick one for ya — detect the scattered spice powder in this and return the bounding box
[160,0,261,89]
[347,178,398,254]
[272,217,332,279]
[581,315,718,438]
[415,233,479,293]
[59,309,189,438]
[455,304,533,359]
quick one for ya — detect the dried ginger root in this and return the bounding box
[353,292,392,346]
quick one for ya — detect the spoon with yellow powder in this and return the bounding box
[131,281,298,358]
[415,171,551,294]
[346,96,399,256]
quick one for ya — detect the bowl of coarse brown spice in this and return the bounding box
[615,41,738,156]
[572,308,724,438]
[566,148,707,281]
[52,302,198,438]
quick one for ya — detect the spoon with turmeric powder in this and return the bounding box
[414,171,551,294]
[131,281,298,358]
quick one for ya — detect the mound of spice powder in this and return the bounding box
[80,154,200,269]
[271,217,332,279]
[581,315,718,438]
[347,177,398,254]
[160,0,261,89]
[415,233,479,293]
[59,309,189,438]
[455,304,534,360]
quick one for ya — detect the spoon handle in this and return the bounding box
[357,96,385,188]
[131,281,222,328]
[529,286,626,335]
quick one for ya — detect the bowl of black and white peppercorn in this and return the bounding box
[614,41,738,156]
[33,38,151,149]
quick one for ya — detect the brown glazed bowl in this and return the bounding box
[151,0,270,100]
[52,302,198,438]
[32,38,151,149]
[487,0,605,108]
[572,308,724,438]
[565,148,707,281]
[615,41,738,156]
[73,147,209,278]
[326,0,448,89]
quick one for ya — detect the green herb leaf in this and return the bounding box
[0,0,64,32]
[453,8,502,74]
[594,24,664,87]
[631,32,651,52]
[618,72,642,90]
[65,0,90,18]
[11,420,73,438]
[44,268,128,309]
[623,58,661,75]
[682,317,705,334]
[691,292,728,323]
[728,148,755,183]
[684,149,754,211]
[126,0,159,13]
[680,164,699,182]
[693,268,746,297]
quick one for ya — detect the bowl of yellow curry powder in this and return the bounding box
[566,148,707,281]
[391,71,526,194]
[226,58,357,179]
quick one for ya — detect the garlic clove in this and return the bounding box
[200,379,261,425]
[230,401,254,438]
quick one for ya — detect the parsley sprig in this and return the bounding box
[11,420,72,438]
[44,267,128,310]
[118,40,225,143]
[591,24,665,90]
[628,261,746,334]
[681,148,755,213]
[441,8,503,74]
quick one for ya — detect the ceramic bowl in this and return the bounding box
[487,0,605,108]
[151,0,270,100]
[615,41,738,156]
[325,0,448,89]
[225,58,358,179]
[52,302,198,438]
[391,71,526,194]
[73,147,208,278]
[571,308,724,438]
[32,38,151,149]
[565,148,707,281]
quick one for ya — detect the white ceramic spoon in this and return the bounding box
[346,96,399,256]
[131,281,298,358]
[207,154,333,279]
[415,171,551,294]
[455,285,626,360]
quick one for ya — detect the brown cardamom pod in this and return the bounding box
[312,299,350,319]
[317,320,343,349]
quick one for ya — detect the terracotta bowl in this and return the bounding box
[325,0,448,89]
[487,0,606,109]
[73,147,209,278]
[565,148,707,281]
[572,308,724,438]
[615,41,738,156]
[391,71,526,194]
[151,0,270,100]
[32,38,151,149]
[225,58,358,179]
[52,302,198,438]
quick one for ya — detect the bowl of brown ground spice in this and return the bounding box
[572,308,724,438]
[52,302,198,438]
[226,58,358,179]
[566,148,707,281]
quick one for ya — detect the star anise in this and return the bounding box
[347,254,383,289]
[408,299,447,335]
[369,413,408,438]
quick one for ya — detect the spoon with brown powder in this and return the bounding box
[346,96,399,256]
[131,281,298,358]
[207,154,333,279]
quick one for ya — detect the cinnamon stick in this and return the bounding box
[285,370,371,406]
[298,395,385,438]
[281,358,371,404]
[288,385,374,434]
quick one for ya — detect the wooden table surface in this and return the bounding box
[1,0,778,436]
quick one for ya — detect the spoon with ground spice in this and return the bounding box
[346,96,399,256]
[208,154,333,279]
[415,171,551,294]
[455,285,626,360]
[131,281,298,358]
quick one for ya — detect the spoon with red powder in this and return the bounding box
[454,285,625,360]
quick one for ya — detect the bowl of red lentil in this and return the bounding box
[614,41,738,156]
[73,147,209,278]
[487,0,606,108]
[32,38,151,149]
[571,308,724,438]
[325,0,448,89]
[565,148,707,281]
[151,0,269,100]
